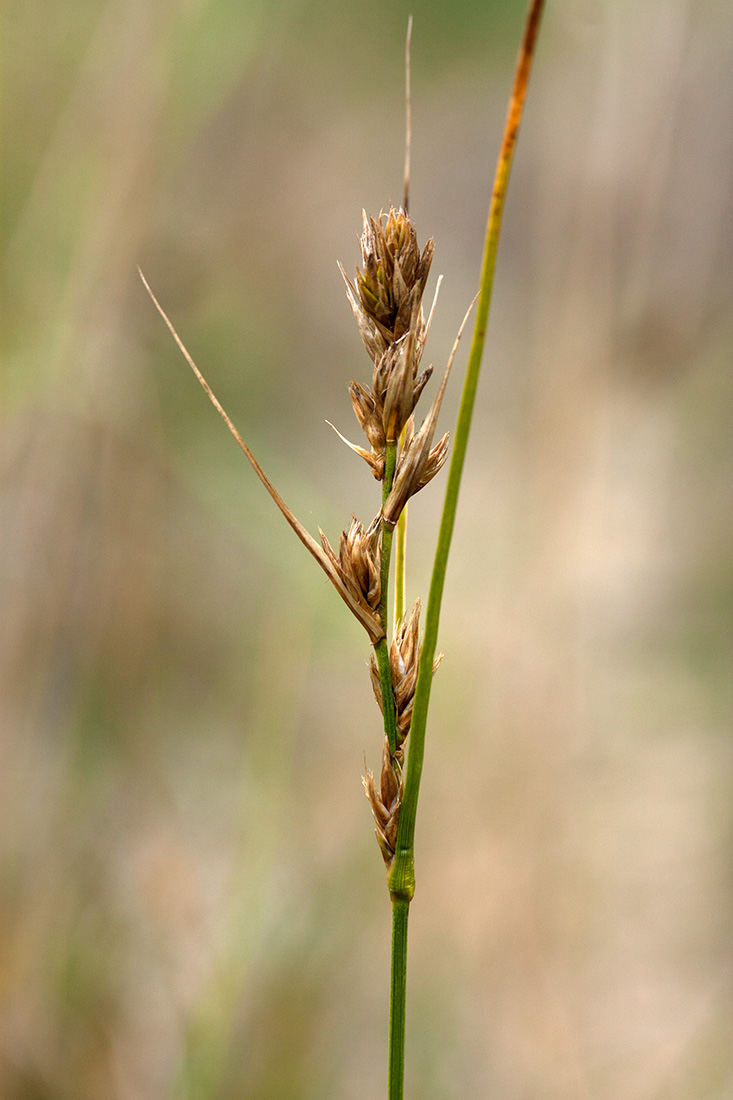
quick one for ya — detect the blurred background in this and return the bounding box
[2,0,732,1097]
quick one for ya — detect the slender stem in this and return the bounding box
[374,638,398,757]
[394,422,409,629]
[390,0,546,894]
[377,437,410,1093]
[377,439,399,754]
[379,442,398,626]
[394,504,407,629]
[388,899,410,1100]
[379,524,395,628]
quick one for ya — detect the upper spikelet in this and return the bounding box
[347,208,433,354]
[339,207,434,448]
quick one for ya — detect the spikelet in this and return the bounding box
[338,207,435,451]
[319,515,382,617]
[382,417,450,528]
[363,737,403,868]
[369,599,442,759]
[345,208,433,353]
[382,289,477,526]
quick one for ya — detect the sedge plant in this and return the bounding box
[141,1,545,1095]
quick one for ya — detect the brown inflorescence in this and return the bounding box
[339,207,435,453]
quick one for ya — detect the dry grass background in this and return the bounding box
[1,0,732,1098]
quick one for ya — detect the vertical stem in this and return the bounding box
[379,442,398,629]
[376,441,399,755]
[379,524,395,628]
[394,504,407,629]
[388,898,410,1100]
[374,637,398,757]
[394,421,409,629]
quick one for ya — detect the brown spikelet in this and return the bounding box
[340,207,437,454]
[381,308,419,444]
[363,738,403,867]
[348,381,387,455]
[390,599,421,749]
[319,514,382,616]
[383,419,450,528]
[352,208,433,351]
[369,652,383,712]
[369,599,442,757]
[339,261,385,365]
[382,292,477,526]
[418,432,450,489]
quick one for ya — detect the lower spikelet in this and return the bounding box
[369,599,442,759]
[363,738,403,868]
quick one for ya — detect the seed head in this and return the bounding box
[352,208,433,352]
[339,207,435,448]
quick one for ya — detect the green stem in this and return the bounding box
[388,898,410,1100]
[379,442,398,630]
[376,441,399,755]
[379,524,395,628]
[374,637,398,757]
[389,0,546,898]
[394,504,407,629]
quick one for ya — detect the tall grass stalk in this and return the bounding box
[387,5,545,1094]
[141,2,545,1095]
